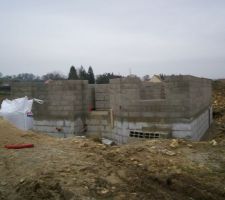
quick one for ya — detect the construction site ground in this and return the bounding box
[0,80,225,200]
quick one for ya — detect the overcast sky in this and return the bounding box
[0,0,225,78]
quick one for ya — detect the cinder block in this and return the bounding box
[95,95,105,101]
[56,120,64,127]
[172,130,192,139]
[66,120,75,127]
[172,123,191,131]
[128,122,144,130]
[87,125,102,132]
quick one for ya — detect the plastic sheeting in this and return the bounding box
[0,96,42,131]
[0,97,33,113]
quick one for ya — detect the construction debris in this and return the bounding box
[102,138,114,146]
[209,139,218,146]
[169,139,179,148]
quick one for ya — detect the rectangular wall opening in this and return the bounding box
[129,130,162,139]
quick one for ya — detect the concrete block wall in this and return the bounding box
[112,106,212,144]
[109,76,190,121]
[190,107,211,140]
[95,84,110,110]
[108,75,212,142]
[164,75,212,118]
[164,76,191,119]
[189,77,212,117]
[140,82,166,100]
[109,76,211,122]
[172,106,212,140]
[9,75,212,142]
[33,118,83,137]
[112,120,171,144]
[88,84,95,110]
[11,80,89,135]
[11,81,36,98]
[109,76,141,117]
[86,111,113,139]
[32,83,49,119]
[45,80,89,120]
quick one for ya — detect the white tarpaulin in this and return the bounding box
[0,96,43,131]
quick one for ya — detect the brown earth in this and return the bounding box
[0,80,225,200]
[211,80,225,141]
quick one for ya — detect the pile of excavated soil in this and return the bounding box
[213,80,225,125]
[211,80,225,141]
[0,117,42,145]
[10,179,75,200]
[0,117,57,152]
[0,118,225,200]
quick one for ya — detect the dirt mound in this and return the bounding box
[11,178,75,200]
[213,80,225,125]
[124,168,225,200]
[0,191,6,200]
[0,117,53,147]
[211,80,225,141]
[1,137,223,200]
[1,137,225,199]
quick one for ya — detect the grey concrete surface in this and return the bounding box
[10,75,212,142]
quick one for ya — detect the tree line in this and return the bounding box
[68,66,95,84]
[0,66,122,84]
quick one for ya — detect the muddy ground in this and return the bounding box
[0,80,225,200]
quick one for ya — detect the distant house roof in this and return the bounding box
[149,75,162,82]
[44,79,53,84]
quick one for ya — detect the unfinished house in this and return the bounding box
[10,75,212,144]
